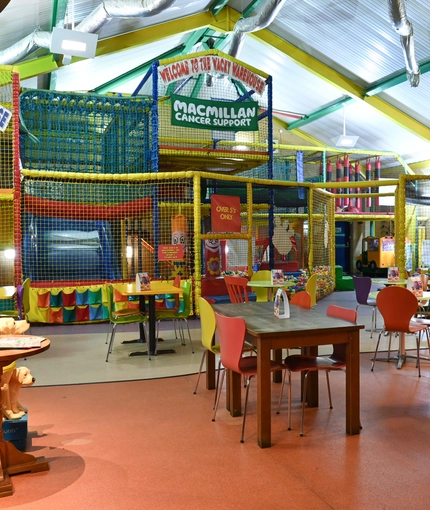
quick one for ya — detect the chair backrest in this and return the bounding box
[250,270,272,302]
[305,274,317,307]
[290,291,312,309]
[327,305,357,324]
[224,275,249,304]
[16,284,24,320]
[352,275,372,305]
[326,305,357,362]
[198,297,217,351]
[106,284,115,319]
[215,312,247,373]
[177,280,192,316]
[22,278,31,317]
[376,286,419,333]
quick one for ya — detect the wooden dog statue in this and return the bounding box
[1,365,35,420]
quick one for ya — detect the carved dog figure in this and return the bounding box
[1,366,35,420]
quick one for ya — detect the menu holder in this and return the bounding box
[271,270,285,286]
[136,272,151,291]
[387,266,400,282]
[274,288,290,319]
[407,276,423,297]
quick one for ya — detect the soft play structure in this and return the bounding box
[0,56,429,323]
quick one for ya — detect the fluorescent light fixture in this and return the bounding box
[331,134,360,148]
[50,27,98,59]
[331,104,359,148]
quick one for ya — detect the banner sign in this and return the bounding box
[211,194,242,233]
[158,244,184,261]
[0,103,12,132]
[171,95,259,131]
[159,55,266,95]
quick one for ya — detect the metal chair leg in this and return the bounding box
[106,324,117,362]
[193,350,206,394]
[371,330,384,371]
[212,368,226,422]
[277,369,287,414]
[325,371,333,409]
[240,376,252,443]
[300,372,309,436]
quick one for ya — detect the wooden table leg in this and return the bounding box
[206,351,216,390]
[226,370,242,417]
[257,340,272,448]
[345,331,361,435]
[304,346,319,407]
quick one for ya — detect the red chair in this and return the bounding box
[212,312,286,443]
[224,275,250,304]
[372,286,427,376]
[277,305,357,436]
[290,291,312,309]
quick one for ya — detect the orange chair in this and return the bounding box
[277,305,357,436]
[372,286,427,376]
[290,291,312,309]
[224,275,250,304]
[212,312,286,443]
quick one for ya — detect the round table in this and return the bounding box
[0,337,50,497]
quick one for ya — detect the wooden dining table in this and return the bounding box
[211,301,363,448]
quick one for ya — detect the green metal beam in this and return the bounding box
[242,0,266,18]
[210,0,230,17]
[287,96,355,130]
[365,57,430,96]
[92,45,185,94]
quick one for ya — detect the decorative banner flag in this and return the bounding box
[211,194,241,232]
[0,103,12,132]
[159,55,266,95]
[171,95,259,131]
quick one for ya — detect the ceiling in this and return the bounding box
[2,0,430,176]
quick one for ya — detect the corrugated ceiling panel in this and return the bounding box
[52,33,186,92]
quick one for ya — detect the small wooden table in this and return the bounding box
[211,302,363,448]
[0,337,50,497]
[123,282,183,357]
[372,278,408,286]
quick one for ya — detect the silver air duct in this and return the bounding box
[228,0,287,59]
[0,0,177,65]
[387,0,420,87]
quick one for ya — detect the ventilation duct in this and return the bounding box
[387,0,420,87]
[0,0,177,65]
[227,0,287,59]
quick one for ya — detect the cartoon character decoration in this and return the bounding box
[172,214,188,276]
[272,217,295,257]
[204,239,221,277]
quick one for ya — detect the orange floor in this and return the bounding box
[2,348,430,509]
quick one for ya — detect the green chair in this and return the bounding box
[250,270,273,301]
[105,284,149,361]
[156,280,194,354]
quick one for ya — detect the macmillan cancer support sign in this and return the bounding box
[171,95,259,132]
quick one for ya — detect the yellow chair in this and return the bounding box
[250,270,272,302]
[194,297,221,407]
[305,273,318,307]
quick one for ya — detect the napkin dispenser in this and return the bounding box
[274,288,290,319]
